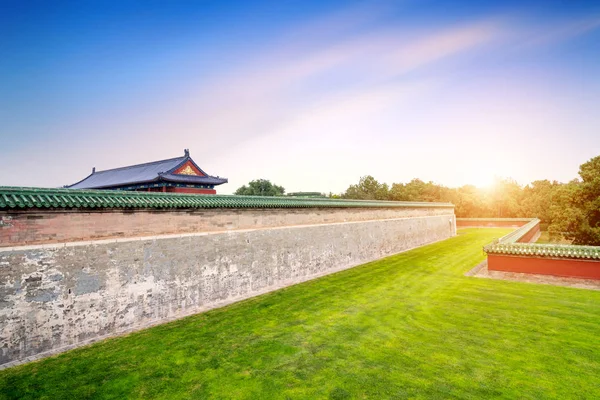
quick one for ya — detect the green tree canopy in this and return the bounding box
[342,176,389,200]
[338,154,600,245]
[234,179,285,196]
[520,180,557,224]
[450,185,492,218]
[551,155,600,245]
[389,179,452,202]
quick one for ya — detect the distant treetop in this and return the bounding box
[235,179,285,196]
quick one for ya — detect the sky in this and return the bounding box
[1,0,600,194]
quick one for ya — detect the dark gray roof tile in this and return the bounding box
[66,152,227,189]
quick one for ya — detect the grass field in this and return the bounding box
[1,228,599,399]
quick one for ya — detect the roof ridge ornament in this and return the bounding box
[184,149,190,157]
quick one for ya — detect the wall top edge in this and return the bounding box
[487,218,540,246]
[0,186,455,210]
[457,218,535,221]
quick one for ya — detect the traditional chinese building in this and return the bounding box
[66,149,227,194]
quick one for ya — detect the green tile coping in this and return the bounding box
[484,242,600,260]
[483,218,600,260]
[0,187,455,210]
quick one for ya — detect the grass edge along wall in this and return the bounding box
[0,187,456,367]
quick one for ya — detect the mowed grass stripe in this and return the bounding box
[1,228,599,399]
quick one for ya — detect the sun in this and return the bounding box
[465,168,497,189]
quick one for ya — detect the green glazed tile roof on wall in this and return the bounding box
[0,187,455,210]
[482,218,600,261]
[484,242,600,260]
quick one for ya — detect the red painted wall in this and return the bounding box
[166,187,216,194]
[488,254,600,280]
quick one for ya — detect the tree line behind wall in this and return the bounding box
[342,176,556,220]
[340,155,600,246]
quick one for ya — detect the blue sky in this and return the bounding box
[1,0,600,193]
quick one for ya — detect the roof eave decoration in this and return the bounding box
[167,150,211,177]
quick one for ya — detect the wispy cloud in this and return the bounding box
[138,17,504,151]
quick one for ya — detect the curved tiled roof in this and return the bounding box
[0,187,455,210]
[66,151,227,189]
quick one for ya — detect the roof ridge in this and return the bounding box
[92,155,186,174]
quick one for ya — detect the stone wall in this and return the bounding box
[1,207,451,247]
[0,212,455,366]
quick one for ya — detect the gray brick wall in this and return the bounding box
[0,213,455,367]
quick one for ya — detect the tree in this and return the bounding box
[553,155,600,245]
[342,176,389,200]
[547,180,581,242]
[520,180,557,224]
[234,179,285,196]
[488,178,523,218]
[450,185,492,218]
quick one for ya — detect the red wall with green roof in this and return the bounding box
[488,254,600,280]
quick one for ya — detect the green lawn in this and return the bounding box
[1,228,599,399]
